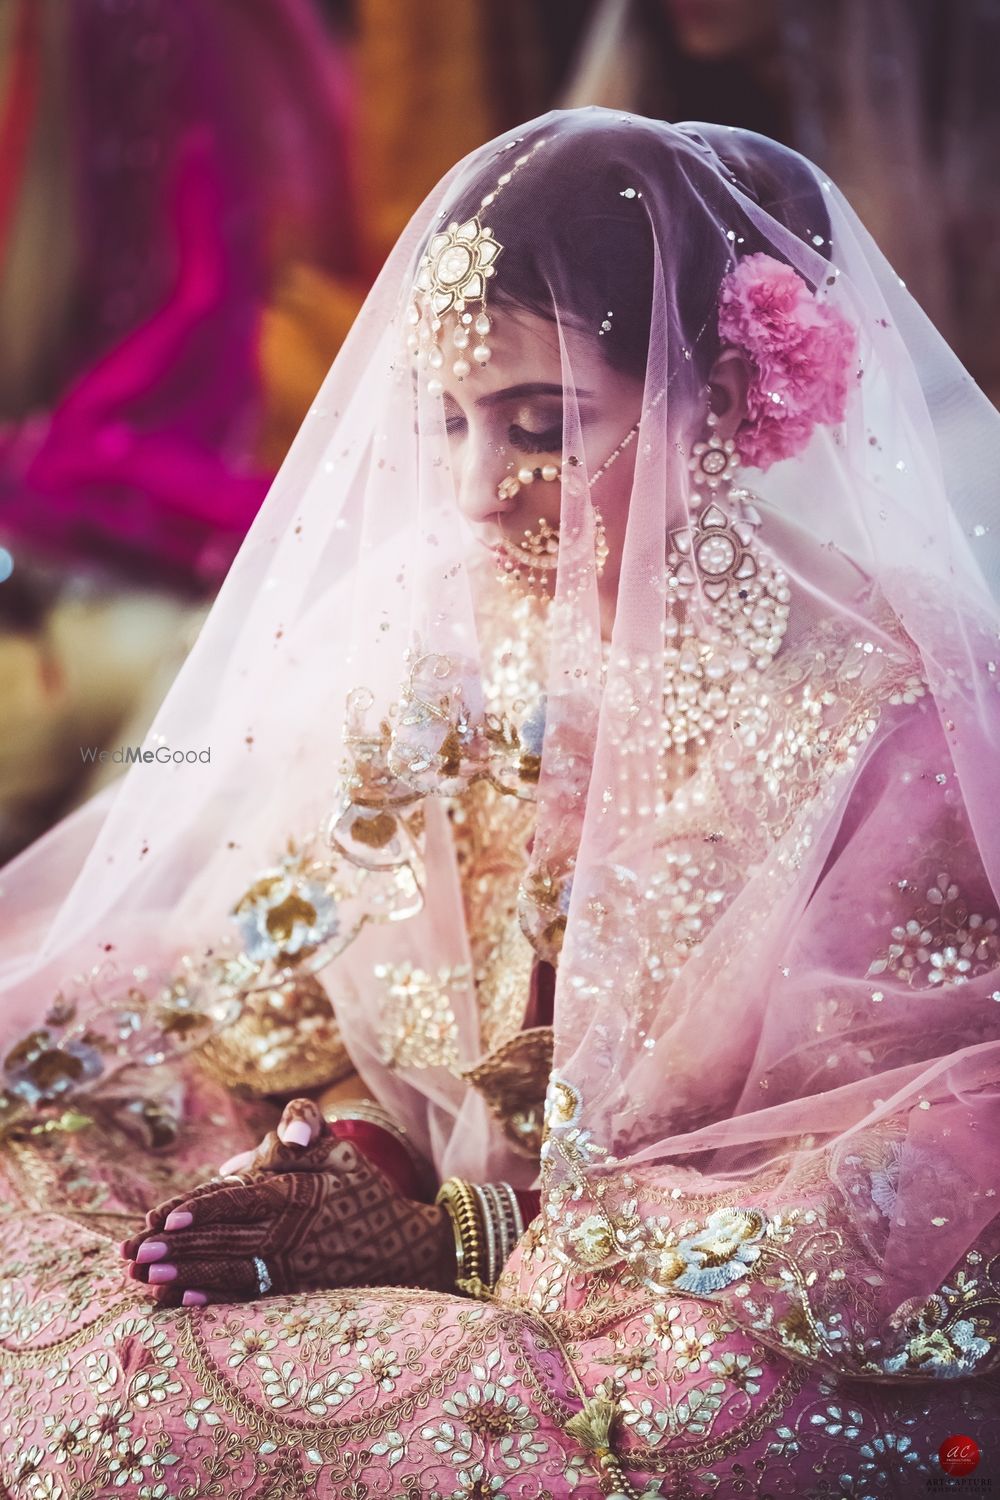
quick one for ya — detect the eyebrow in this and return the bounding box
[474,382,595,408]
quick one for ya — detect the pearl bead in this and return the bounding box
[472,345,491,365]
[427,378,443,396]
[541,463,559,482]
[428,347,443,369]
[452,327,470,349]
[517,467,534,486]
[452,358,471,379]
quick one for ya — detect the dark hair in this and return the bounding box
[444,111,832,395]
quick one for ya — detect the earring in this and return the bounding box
[687,427,739,500]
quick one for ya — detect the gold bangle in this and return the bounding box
[435,1177,491,1300]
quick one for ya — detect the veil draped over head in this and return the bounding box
[2,108,1000,1383]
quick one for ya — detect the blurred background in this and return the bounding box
[1,0,998,865]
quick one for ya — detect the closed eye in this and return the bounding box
[509,423,562,453]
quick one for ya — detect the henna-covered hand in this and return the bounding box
[119,1137,455,1306]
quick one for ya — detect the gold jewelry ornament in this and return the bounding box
[688,429,739,493]
[435,1177,523,1298]
[494,499,608,596]
[492,388,664,594]
[435,1176,491,1299]
[650,408,791,763]
[411,220,501,391]
[409,137,549,391]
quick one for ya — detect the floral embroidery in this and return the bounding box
[423,1351,548,1476]
[883,1292,992,1377]
[544,1076,582,1131]
[232,853,339,964]
[670,1207,768,1295]
[358,1349,401,1392]
[0,1196,994,1495]
[708,1350,764,1394]
[868,869,1000,988]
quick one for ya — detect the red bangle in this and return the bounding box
[324,1117,427,1201]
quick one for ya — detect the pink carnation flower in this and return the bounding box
[717,252,856,470]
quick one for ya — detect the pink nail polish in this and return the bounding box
[135,1240,168,1265]
[279,1119,312,1148]
[182,1290,208,1307]
[164,1210,193,1232]
[148,1263,177,1284]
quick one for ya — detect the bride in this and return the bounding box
[0,108,998,1499]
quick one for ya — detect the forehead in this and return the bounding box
[415,303,609,404]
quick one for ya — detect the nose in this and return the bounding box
[454,454,508,526]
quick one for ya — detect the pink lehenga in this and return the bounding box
[0,110,999,1498]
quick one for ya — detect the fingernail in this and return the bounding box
[164,1210,193,1232]
[182,1290,208,1307]
[278,1120,312,1147]
[135,1240,168,1265]
[117,1239,133,1260]
[217,1152,248,1174]
[148,1263,177,1284]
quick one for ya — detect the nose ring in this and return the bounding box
[496,463,561,503]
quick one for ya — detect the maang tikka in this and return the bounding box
[408,137,549,394]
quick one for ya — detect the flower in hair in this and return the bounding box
[717,252,856,470]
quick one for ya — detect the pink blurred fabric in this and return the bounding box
[0,0,358,590]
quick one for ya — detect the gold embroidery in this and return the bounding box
[196,974,353,1096]
[374,963,466,1072]
[461,1027,553,1156]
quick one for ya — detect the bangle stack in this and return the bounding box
[322,1098,411,1147]
[435,1177,525,1300]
